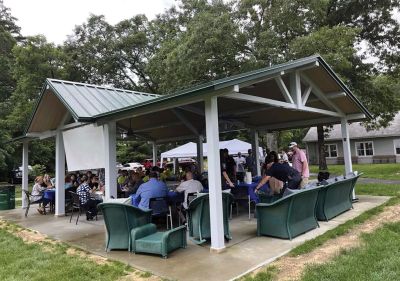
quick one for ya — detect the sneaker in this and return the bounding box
[37,208,44,215]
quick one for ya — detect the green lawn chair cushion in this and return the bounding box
[188,192,233,244]
[256,186,320,240]
[98,203,152,251]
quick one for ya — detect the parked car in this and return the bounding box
[165,158,197,171]
[121,162,144,171]
[141,158,161,169]
[8,165,33,184]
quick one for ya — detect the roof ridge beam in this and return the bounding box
[275,76,294,104]
[172,109,199,136]
[223,92,297,109]
[300,73,344,115]
[302,86,312,106]
[223,92,342,117]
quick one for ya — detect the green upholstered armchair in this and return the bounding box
[256,186,320,240]
[316,173,361,221]
[187,192,233,244]
[130,223,187,258]
[98,203,152,251]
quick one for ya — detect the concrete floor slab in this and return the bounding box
[0,195,390,281]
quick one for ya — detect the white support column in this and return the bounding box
[251,129,261,176]
[341,117,355,199]
[55,131,65,216]
[197,135,204,174]
[104,121,117,199]
[21,141,29,209]
[152,142,157,167]
[205,96,225,252]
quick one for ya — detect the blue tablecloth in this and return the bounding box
[43,189,55,201]
[236,182,269,203]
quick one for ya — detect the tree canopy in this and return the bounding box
[0,0,399,179]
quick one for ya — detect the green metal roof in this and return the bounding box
[46,79,160,120]
[22,54,372,139]
[25,79,161,133]
[92,55,372,121]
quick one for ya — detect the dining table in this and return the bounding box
[43,189,56,212]
[235,181,270,203]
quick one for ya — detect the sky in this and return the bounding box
[4,0,175,45]
[4,1,400,47]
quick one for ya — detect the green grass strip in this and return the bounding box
[309,163,400,180]
[301,222,400,281]
[290,183,400,256]
[0,222,131,281]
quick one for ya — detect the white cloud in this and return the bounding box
[4,0,175,44]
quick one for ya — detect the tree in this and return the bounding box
[0,0,23,179]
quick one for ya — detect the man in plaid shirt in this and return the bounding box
[76,175,101,220]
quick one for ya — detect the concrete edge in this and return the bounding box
[229,249,292,281]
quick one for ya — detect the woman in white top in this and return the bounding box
[31,176,50,214]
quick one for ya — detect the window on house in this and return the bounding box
[394,139,400,155]
[356,141,374,156]
[324,144,338,158]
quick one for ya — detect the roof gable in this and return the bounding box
[26,79,160,133]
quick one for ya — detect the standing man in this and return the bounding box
[245,149,256,176]
[235,152,246,182]
[289,142,309,188]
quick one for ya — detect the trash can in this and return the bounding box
[0,185,15,210]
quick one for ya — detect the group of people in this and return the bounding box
[31,170,105,219]
[119,165,204,212]
[255,142,309,194]
[218,142,309,195]
[31,174,55,214]
[30,141,308,218]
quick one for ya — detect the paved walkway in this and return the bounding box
[357,178,400,185]
[0,195,390,281]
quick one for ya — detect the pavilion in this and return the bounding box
[14,55,371,252]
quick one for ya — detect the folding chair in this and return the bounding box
[149,197,173,229]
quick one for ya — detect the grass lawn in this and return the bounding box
[309,163,400,180]
[243,183,400,281]
[301,222,400,281]
[0,224,129,281]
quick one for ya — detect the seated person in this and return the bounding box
[176,171,203,209]
[43,174,54,188]
[32,176,51,214]
[135,172,168,210]
[255,161,301,194]
[142,169,150,183]
[76,175,102,220]
[64,175,73,190]
[123,172,143,196]
[262,151,283,195]
[70,173,80,189]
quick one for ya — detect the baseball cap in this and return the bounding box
[289,142,297,149]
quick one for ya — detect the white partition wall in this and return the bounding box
[204,96,225,252]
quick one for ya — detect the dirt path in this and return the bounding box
[248,203,400,281]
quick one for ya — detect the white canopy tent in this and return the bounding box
[160,139,264,167]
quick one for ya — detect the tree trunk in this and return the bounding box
[317,125,330,181]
